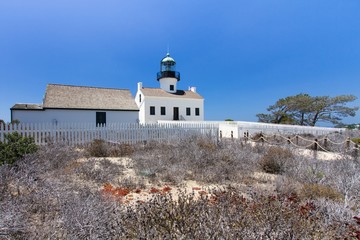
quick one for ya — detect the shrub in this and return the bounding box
[300,183,344,201]
[86,140,135,158]
[109,143,134,157]
[116,188,356,239]
[0,132,38,165]
[86,139,109,157]
[259,146,293,174]
[75,158,124,183]
[351,138,360,144]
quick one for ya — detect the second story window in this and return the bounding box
[170,85,174,91]
[195,108,200,116]
[139,94,142,102]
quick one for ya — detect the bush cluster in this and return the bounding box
[0,134,359,239]
[259,146,293,174]
[0,132,38,165]
[116,189,358,239]
[85,139,134,157]
[132,135,260,184]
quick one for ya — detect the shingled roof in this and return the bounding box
[42,84,138,111]
[140,88,203,99]
[11,103,43,110]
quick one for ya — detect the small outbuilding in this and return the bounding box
[11,84,139,125]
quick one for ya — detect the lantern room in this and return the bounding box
[157,53,180,81]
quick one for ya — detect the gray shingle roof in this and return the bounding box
[43,84,138,111]
[140,88,203,99]
[11,104,43,110]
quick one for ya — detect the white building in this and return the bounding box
[11,53,204,124]
[11,84,139,125]
[135,53,204,123]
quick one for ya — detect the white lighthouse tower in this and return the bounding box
[156,53,180,93]
[135,52,204,123]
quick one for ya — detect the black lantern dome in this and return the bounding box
[157,53,180,81]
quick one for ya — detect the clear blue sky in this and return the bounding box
[1,0,359,125]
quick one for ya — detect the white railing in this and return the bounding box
[0,122,219,145]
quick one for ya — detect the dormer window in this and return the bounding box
[170,85,174,91]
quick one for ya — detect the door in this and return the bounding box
[96,112,106,126]
[173,107,179,120]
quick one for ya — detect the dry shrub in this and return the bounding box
[86,140,135,158]
[75,158,124,183]
[197,138,217,152]
[259,146,293,174]
[1,135,359,239]
[132,135,259,184]
[117,188,358,239]
[109,143,134,157]
[86,139,109,157]
[300,183,344,201]
[275,176,302,197]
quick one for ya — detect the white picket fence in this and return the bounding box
[235,121,345,136]
[0,121,346,146]
[160,120,346,137]
[0,122,219,145]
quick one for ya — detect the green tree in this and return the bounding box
[257,94,358,126]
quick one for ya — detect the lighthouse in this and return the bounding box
[157,53,180,93]
[135,52,204,123]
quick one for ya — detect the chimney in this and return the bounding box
[189,86,197,93]
[137,82,143,90]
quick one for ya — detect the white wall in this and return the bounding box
[140,97,204,123]
[12,109,139,124]
[159,78,178,93]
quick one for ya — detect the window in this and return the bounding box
[170,85,174,91]
[161,106,166,115]
[186,107,191,116]
[139,94,142,102]
[96,112,106,126]
[150,106,155,115]
[195,108,200,116]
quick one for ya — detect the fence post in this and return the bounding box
[353,144,358,159]
[287,136,291,145]
[346,137,351,150]
[231,131,233,140]
[314,139,318,151]
[324,137,328,149]
[260,133,264,146]
[296,135,299,145]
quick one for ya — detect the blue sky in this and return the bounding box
[1,0,359,125]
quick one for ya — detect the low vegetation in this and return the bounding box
[0,132,38,165]
[0,133,359,239]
